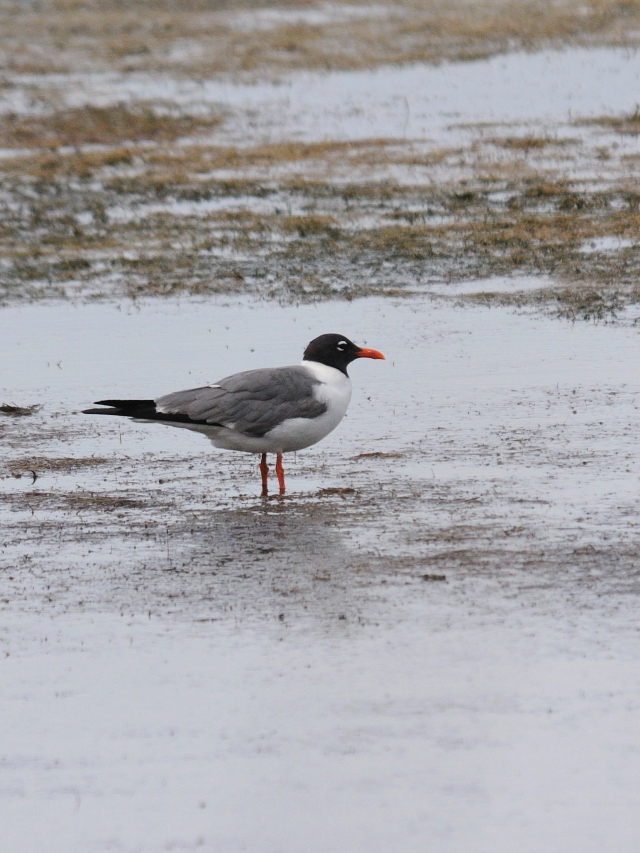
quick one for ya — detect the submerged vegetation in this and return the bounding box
[0,126,639,318]
[0,0,639,318]
[0,104,222,148]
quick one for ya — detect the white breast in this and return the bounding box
[262,360,352,453]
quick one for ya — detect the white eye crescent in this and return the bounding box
[337,341,347,351]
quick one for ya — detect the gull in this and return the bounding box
[83,333,385,495]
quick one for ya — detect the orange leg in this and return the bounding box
[276,453,286,494]
[260,452,269,496]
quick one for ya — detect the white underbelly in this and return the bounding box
[211,405,347,453]
[135,419,278,453]
[135,418,343,454]
[262,408,346,452]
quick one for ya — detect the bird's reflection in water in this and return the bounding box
[151,498,366,626]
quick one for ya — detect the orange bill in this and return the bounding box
[356,347,386,360]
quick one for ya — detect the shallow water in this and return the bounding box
[5,46,640,146]
[2,295,640,851]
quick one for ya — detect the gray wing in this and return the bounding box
[156,366,327,437]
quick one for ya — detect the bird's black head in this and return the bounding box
[303,334,385,375]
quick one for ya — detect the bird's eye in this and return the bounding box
[337,341,347,351]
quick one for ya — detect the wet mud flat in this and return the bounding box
[2,6,640,848]
[3,295,640,619]
[2,296,640,850]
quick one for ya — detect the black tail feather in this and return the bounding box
[82,399,214,427]
[95,399,156,410]
[83,399,157,417]
[82,407,121,415]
